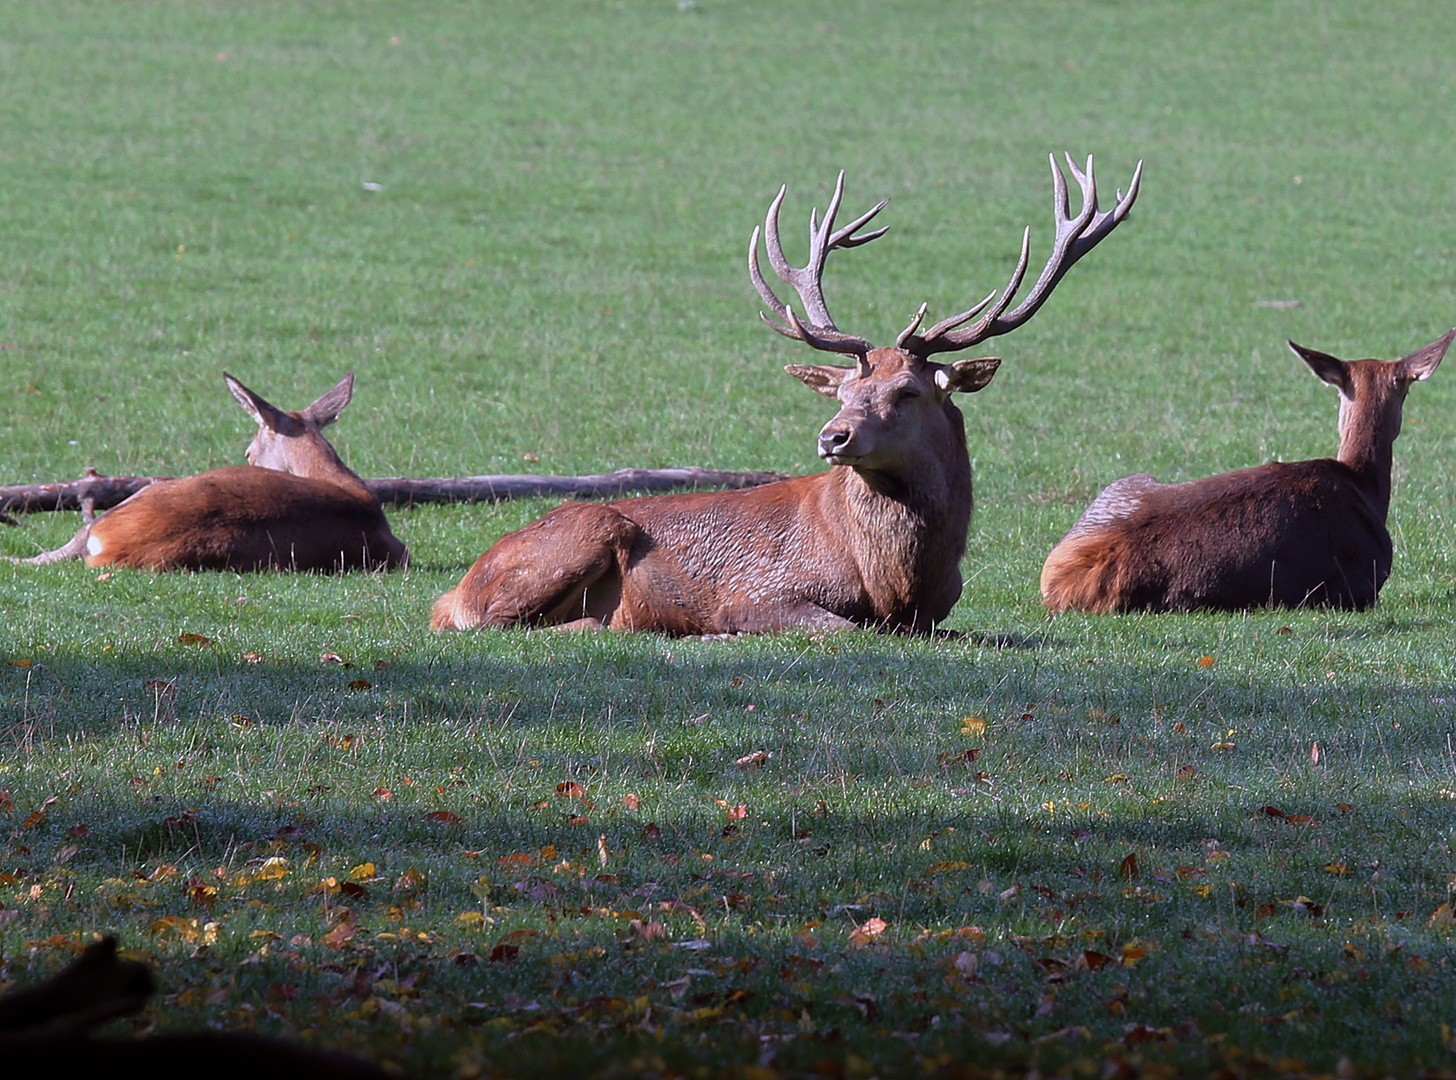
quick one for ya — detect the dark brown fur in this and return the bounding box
[1041,332,1453,612]
[0,937,389,1080]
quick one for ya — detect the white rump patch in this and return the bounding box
[86,534,103,556]
[1064,473,1163,539]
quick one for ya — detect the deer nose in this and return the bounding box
[818,426,854,458]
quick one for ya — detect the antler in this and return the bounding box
[897,153,1143,356]
[749,171,889,357]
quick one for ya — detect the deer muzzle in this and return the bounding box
[817,420,860,463]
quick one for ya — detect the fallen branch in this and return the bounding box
[0,466,785,518]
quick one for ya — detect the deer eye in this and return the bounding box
[894,387,921,406]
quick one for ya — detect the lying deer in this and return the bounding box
[20,373,407,572]
[0,936,389,1079]
[1040,331,1454,612]
[433,155,1140,634]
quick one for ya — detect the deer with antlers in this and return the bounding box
[18,373,408,573]
[1040,331,1453,612]
[432,155,1141,634]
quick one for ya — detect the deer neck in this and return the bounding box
[833,401,972,573]
[1334,395,1399,518]
[265,437,376,501]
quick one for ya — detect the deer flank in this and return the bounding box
[1041,331,1454,612]
[20,374,407,573]
[434,156,1140,635]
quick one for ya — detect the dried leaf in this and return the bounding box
[322,918,359,948]
[725,804,748,822]
[630,919,667,942]
[1117,853,1139,881]
[178,633,212,645]
[848,916,888,947]
[423,810,463,826]
[1196,655,1215,669]
[622,793,641,811]
[734,750,768,770]
[346,679,372,691]
[253,857,289,882]
[556,781,587,800]
[960,717,986,737]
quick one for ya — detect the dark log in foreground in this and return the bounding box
[0,466,785,518]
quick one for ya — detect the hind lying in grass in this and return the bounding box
[1041,330,1453,613]
[18,374,407,573]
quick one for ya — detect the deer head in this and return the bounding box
[1289,331,1454,463]
[225,372,357,481]
[750,158,1141,473]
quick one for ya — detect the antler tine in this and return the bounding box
[919,228,1031,345]
[784,302,873,357]
[895,302,930,348]
[749,221,794,332]
[910,154,1141,356]
[749,173,888,357]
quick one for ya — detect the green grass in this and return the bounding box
[3,1,1456,1077]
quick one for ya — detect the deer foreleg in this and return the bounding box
[11,498,97,566]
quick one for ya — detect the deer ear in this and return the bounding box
[304,373,355,427]
[935,357,1001,395]
[1288,341,1351,393]
[785,364,852,398]
[1396,328,1455,382]
[224,373,289,431]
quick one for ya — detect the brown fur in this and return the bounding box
[1041,332,1454,612]
[33,373,406,573]
[433,348,995,635]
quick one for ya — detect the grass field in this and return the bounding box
[3,2,1456,1077]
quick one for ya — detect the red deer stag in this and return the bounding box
[1040,330,1454,613]
[432,155,1141,634]
[20,373,407,572]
